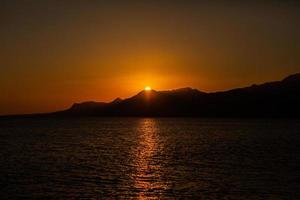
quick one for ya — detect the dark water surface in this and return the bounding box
[0,118,300,199]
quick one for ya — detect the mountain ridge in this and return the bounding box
[2,73,300,118]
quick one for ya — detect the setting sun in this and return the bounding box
[144,86,152,91]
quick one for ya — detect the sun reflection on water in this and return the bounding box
[131,118,168,199]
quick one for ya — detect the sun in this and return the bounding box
[144,86,152,91]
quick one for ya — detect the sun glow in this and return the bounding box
[144,86,152,91]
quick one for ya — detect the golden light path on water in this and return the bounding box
[131,118,168,199]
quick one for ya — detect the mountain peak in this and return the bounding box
[132,89,159,99]
[136,88,158,95]
[170,87,200,93]
[282,73,300,83]
[111,97,122,104]
[161,87,205,95]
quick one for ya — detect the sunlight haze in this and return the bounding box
[0,0,299,114]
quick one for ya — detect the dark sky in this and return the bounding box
[0,0,299,114]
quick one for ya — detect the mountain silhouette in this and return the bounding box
[45,73,300,118]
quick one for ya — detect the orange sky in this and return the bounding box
[0,0,299,115]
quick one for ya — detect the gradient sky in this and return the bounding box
[0,0,299,115]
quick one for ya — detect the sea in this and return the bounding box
[0,118,300,199]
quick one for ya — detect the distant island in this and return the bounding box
[5,73,300,118]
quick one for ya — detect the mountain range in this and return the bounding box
[44,73,300,118]
[4,73,300,118]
